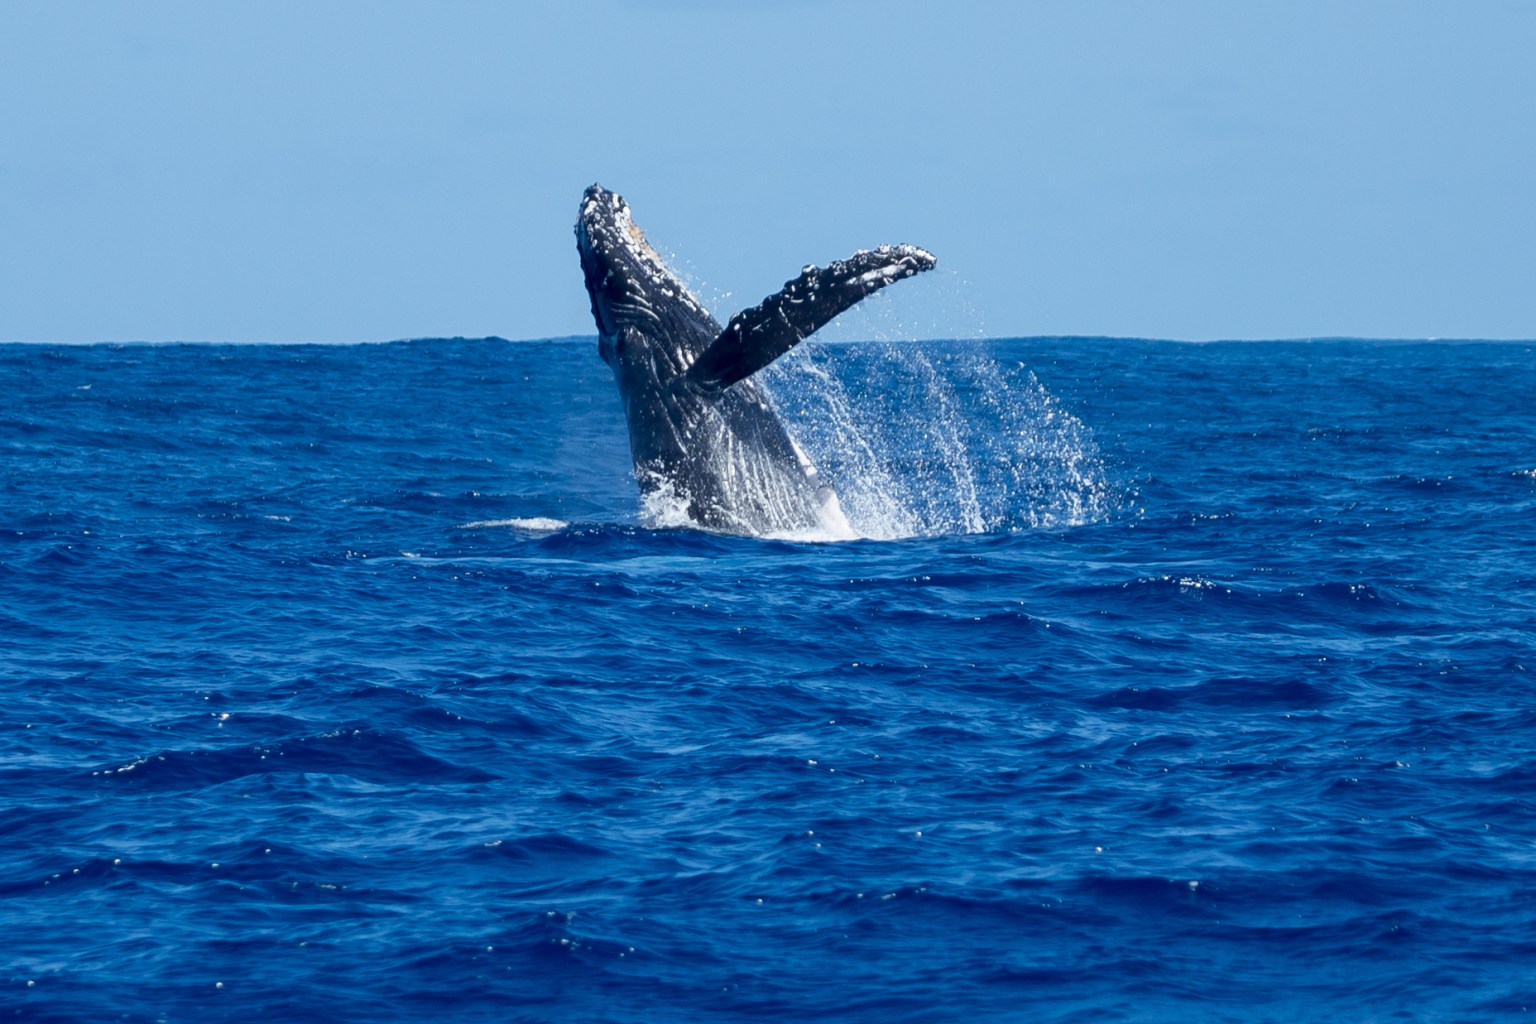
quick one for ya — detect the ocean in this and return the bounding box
[3,336,1533,1023]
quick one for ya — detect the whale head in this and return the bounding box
[574,183,715,370]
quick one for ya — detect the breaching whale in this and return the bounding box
[575,184,935,535]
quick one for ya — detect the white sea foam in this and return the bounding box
[637,478,697,531]
[458,517,569,532]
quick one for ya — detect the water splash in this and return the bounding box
[639,266,1111,540]
[760,341,1116,539]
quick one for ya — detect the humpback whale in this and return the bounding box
[575,184,935,535]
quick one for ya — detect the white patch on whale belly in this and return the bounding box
[813,487,857,540]
[779,435,857,540]
[787,435,817,475]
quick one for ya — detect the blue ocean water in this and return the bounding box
[2,337,1534,1023]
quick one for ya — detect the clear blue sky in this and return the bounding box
[3,1,1533,342]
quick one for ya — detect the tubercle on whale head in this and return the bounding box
[574,185,712,366]
[574,183,666,307]
[578,184,658,259]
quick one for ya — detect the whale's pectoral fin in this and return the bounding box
[683,244,936,397]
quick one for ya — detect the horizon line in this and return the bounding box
[3,333,1535,347]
